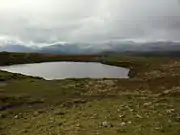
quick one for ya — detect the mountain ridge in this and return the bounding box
[1,41,180,54]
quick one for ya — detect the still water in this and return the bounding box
[0,62,129,80]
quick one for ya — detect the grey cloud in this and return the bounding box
[0,0,180,46]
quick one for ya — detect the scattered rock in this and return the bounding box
[76,123,80,127]
[118,115,124,118]
[14,113,23,119]
[120,122,126,126]
[33,110,44,116]
[101,121,108,127]
[129,109,134,112]
[101,121,113,128]
[14,115,19,119]
[163,90,172,95]
[166,109,175,114]
[36,124,44,128]
[136,114,143,119]
[127,121,132,124]
[155,127,162,130]
[143,102,152,107]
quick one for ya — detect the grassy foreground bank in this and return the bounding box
[0,53,180,135]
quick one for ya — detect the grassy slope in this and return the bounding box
[0,54,180,135]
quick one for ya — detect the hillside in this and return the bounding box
[0,54,180,135]
[1,41,180,55]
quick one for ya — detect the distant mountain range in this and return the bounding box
[1,41,180,54]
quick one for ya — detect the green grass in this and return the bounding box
[0,70,43,81]
[1,54,180,135]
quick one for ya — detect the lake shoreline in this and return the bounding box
[0,52,135,79]
[0,61,130,80]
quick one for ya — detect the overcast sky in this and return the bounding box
[0,0,180,46]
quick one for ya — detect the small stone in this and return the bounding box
[101,121,113,128]
[102,121,108,127]
[90,116,95,119]
[118,115,124,118]
[136,114,143,119]
[155,127,162,130]
[76,123,81,127]
[129,109,134,112]
[143,102,152,107]
[166,109,175,114]
[34,110,44,116]
[127,121,132,124]
[163,90,171,95]
[120,122,126,126]
[14,115,19,119]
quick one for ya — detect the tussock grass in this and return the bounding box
[0,54,180,135]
